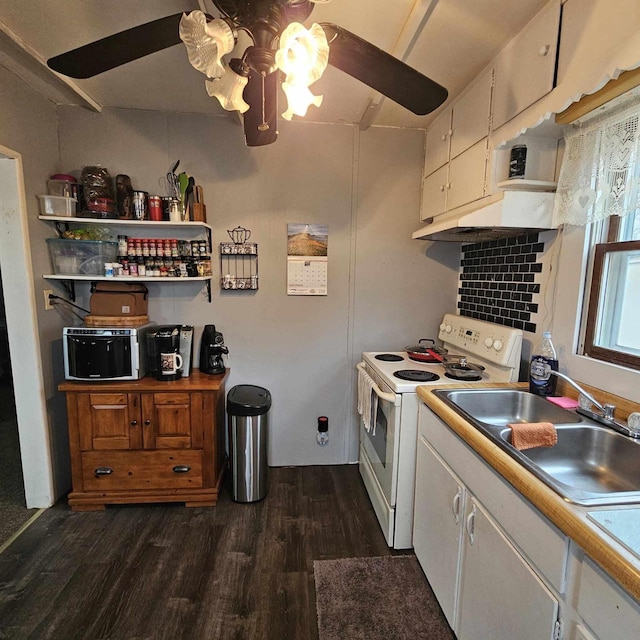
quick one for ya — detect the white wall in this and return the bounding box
[57,106,460,467]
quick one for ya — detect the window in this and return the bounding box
[584,233,640,369]
[554,94,640,371]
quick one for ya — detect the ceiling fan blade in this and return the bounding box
[243,70,279,147]
[47,13,184,79]
[320,23,448,116]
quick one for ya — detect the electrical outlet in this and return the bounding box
[43,289,54,311]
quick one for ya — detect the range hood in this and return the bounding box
[413,190,557,242]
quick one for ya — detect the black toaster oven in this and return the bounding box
[62,324,154,381]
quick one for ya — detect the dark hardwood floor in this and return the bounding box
[0,465,401,640]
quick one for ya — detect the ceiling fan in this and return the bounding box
[47,0,448,147]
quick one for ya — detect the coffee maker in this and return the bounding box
[147,325,183,381]
[199,325,228,374]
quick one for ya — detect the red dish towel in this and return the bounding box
[509,422,557,451]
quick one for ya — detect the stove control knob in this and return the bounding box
[484,337,494,348]
[439,322,446,332]
[443,323,452,334]
[493,340,504,352]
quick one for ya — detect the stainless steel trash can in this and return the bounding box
[227,384,271,502]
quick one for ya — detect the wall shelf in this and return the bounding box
[41,215,214,302]
[42,275,213,303]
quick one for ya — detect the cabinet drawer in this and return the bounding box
[81,450,203,491]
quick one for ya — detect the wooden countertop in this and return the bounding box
[59,369,228,392]
[417,382,640,602]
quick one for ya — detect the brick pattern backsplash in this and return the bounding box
[458,233,544,333]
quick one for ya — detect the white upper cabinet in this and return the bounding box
[450,74,493,159]
[421,71,493,221]
[492,0,561,131]
[557,0,640,88]
[424,107,452,176]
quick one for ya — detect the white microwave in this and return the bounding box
[62,324,154,381]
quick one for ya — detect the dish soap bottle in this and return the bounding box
[529,331,558,396]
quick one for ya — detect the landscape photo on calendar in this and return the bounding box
[287,223,328,257]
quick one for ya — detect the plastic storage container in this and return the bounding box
[529,331,559,396]
[227,384,271,503]
[47,179,80,199]
[46,238,118,275]
[38,195,77,216]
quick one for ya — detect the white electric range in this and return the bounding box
[357,313,523,549]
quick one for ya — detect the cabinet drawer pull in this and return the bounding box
[94,467,113,477]
[173,465,191,473]
[130,420,138,426]
[466,506,476,545]
[452,488,462,524]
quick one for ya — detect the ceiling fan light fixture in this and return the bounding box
[180,11,235,79]
[206,63,250,113]
[275,22,328,120]
[276,22,328,86]
[281,81,323,120]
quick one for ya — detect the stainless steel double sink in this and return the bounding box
[434,388,640,506]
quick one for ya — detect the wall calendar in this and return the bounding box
[286,223,328,296]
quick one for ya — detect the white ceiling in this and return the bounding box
[0,0,550,129]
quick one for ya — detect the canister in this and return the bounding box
[132,191,148,220]
[148,195,162,221]
[509,145,527,179]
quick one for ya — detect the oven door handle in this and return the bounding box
[357,362,400,406]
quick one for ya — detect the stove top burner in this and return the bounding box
[393,369,441,382]
[445,372,482,382]
[375,354,404,362]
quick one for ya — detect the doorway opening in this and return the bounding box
[0,149,55,513]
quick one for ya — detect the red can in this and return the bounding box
[148,195,162,221]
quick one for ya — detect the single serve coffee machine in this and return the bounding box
[199,325,228,374]
[147,325,183,381]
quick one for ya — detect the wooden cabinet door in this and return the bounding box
[413,436,464,629]
[450,71,492,159]
[421,165,449,221]
[492,0,560,130]
[447,139,488,211]
[77,392,142,451]
[424,107,452,176]
[456,498,559,640]
[141,392,199,449]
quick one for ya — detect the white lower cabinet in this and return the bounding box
[414,438,464,627]
[415,434,559,640]
[415,402,640,640]
[457,496,559,640]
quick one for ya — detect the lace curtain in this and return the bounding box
[553,96,640,227]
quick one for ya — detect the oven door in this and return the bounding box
[359,367,401,508]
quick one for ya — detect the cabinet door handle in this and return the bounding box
[538,44,550,57]
[130,420,137,426]
[452,488,462,524]
[144,419,151,425]
[466,505,476,545]
[173,465,191,473]
[94,467,113,477]
[439,184,446,192]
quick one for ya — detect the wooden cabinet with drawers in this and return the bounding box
[59,370,228,511]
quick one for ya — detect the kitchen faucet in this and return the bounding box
[545,370,640,438]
